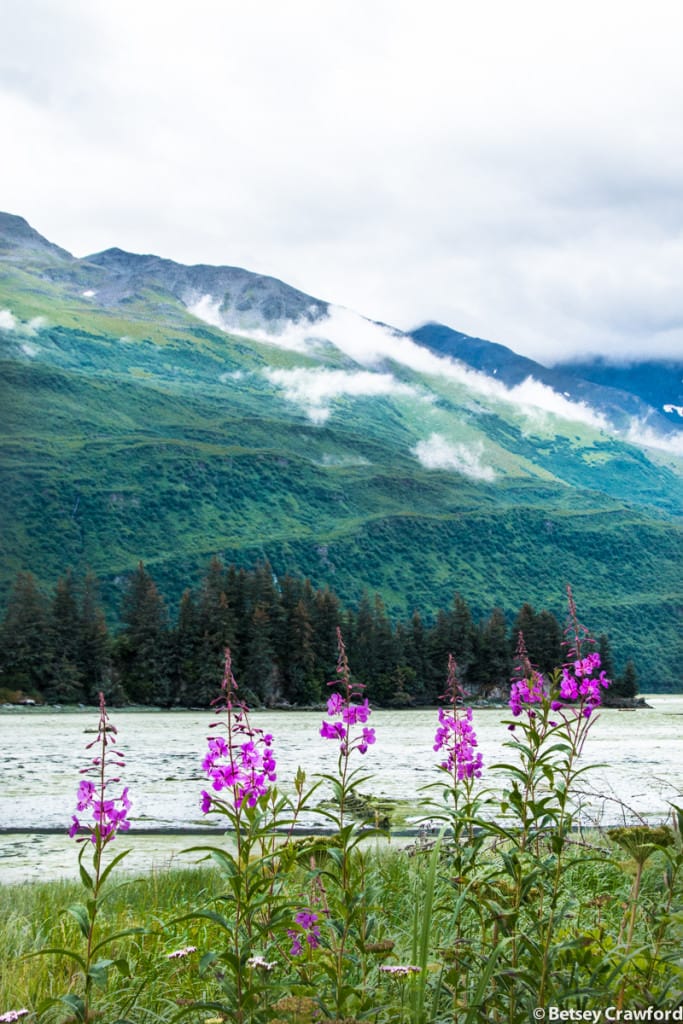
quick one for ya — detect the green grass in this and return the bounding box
[0,839,675,1019]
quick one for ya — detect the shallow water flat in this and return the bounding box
[1,697,681,883]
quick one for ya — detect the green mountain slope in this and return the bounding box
[1,214,681,688]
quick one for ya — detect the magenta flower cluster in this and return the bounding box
[509,672,547,717]
[69,780,132,843]
[288,910,322,956]
[320,693,376,754]
[434,656,483,780]
[509,591,612,720]
[68,692,131,844]
[508,632,548,718]
[200,649,277,813]
[559,651,610,716]
[201,729,277,811]
[433,705,483,780]
[320,627,376,756]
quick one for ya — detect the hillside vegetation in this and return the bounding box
[1,213,681,688]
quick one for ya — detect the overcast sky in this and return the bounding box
[2,0,683,364]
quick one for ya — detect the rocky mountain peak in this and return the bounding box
[0,212,73,260]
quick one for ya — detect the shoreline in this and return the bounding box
[0,695,656,714]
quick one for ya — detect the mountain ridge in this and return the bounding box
[2,211,680,429]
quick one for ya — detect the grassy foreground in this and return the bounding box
[0,838,681,1022]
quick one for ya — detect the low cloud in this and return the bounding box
[625,419,683,457]
[413,432,496,482]
[0,309,46,336]
[265,366,422,424]
[26,315,46,334]
[187,294,317,354]
[504,378,609,433]
[268,305,612,433]
[192,298,678,454]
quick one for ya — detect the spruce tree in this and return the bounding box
[399,610,429,703]
[174,588,202,706]
[311,587,342,678]
[195,557,237,706]
[534,609,563,674]
[472,607,511,697]
[0,572,51,699]
[79,572,114,703]
[116,561,171,705]
[47,569,86,703]
[281,598,319,704]
[244,604,278,704]
[617,660,639,699]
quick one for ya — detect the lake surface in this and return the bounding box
[1,697,682,884]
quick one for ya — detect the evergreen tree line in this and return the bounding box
[0,559,639,708]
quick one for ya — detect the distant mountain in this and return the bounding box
[554,356,683,428]
[84,247,329,333]
[411,322,679,435]
[1,213,681,688]
[0,211,73,261]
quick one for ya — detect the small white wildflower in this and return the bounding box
[247,954,277,970]
[379,964,421,976]
[0,1012,30,1023]
[167,945,198,960]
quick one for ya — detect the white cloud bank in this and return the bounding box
[625,419,683,457]
[413,433,496,482]
[193,299,683,456]
[253,305,611,430]
[190,297,611,430]
[265,365,421,424]
[0,308,46,336]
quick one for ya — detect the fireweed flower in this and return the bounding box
[68,693,131,845]
[434,655,483,780]
[320,627,376,756]
[557,586,611,717]
[288,909,322,955]
[434,705,483,780]
[200,649,277,814]
[509,632,547,718]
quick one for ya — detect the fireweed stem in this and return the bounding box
[64,693,133,1021]
[317,627,377,1017]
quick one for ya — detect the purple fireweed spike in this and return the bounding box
[434,655,483,780]
[69,693,131,845]
[320,627,375,756]
[200,648,277,814]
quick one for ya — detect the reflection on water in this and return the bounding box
[1,696,682,883]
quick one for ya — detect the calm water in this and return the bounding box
[1,697,682,883]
